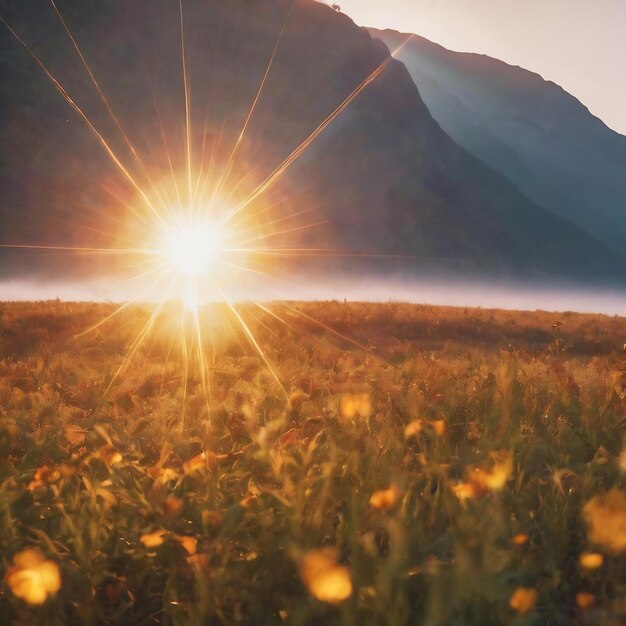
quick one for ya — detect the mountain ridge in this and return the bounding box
[0,0,623,285]
[370,27,626,255]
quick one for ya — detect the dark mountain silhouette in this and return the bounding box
[0,0,622,284]
[371,28,626,256]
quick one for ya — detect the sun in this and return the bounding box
[159,215,224,278]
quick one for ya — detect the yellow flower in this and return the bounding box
[452,481,479,503]
[579,552,604,570]
[369,485,402,510]
[582,489,626,554]
[469,451,513,492]
[509,587,538,614]
[404,420,423,439]
[300,548,352,604]
[340,393,372,420]
[5,549,61,605]
[140,529,167,548]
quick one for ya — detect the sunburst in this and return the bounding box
[0,1,413,424]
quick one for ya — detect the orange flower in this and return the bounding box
[579,552,604,570]
[509,587,538,614]
[27,465,61,491]
[369,485,402,510]
[582,489,626,554]
[575,592,595,610]
[140,530,167,548]
[511,533,529,547]
[300,548,352,604]
[5,549,61,605]
[173,534,197,556]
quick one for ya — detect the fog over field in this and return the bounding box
[3,277,626,317]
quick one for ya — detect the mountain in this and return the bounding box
[0,0,623,284]
[371,28,626,255]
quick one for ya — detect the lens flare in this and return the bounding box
[0,1,410,423]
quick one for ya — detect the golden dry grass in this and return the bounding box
[0,300,625,625]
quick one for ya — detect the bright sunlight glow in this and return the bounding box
[160,216,223,278]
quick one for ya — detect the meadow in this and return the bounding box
[0,300,625,625]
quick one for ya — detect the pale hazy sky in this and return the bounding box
[332,0,626,135]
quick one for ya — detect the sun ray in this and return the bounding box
[217,287,287,397]
[0,17,166,227]
[280,302,401,370]
[192,306,212,424]
[0,243,156,255]
[233,220,329,247]
[44,4,174,220]
[74,269,170,338]
[221,35,415,226]
[143,63,184,211]
[94,292,173,414]
[48,1,149,172]
[179,0,193,203]
[212,0,295,201]
[180,303,190,431]
[1,4,418,426]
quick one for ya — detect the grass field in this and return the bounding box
[0,300,625,625]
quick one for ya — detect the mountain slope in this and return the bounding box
[371,28,626,255]
[0,0,622,283]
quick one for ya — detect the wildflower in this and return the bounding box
[509,587,538,614]
[27,465,61,491]
[469,451,512,491]
[173,535,197,556]
[98,445,122,466]
[300,548,352,604]
[340,393,372,419]
[404,420,423,439]
[140,530,167,548]
[511,533,529,547]
[579,552,603,570]
[575,592,595,610]
[369,485,402,510]
[452,481,479,503]
[5,549,61,605]
[582,489,626,554]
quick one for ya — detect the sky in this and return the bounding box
[333,0,626,135]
